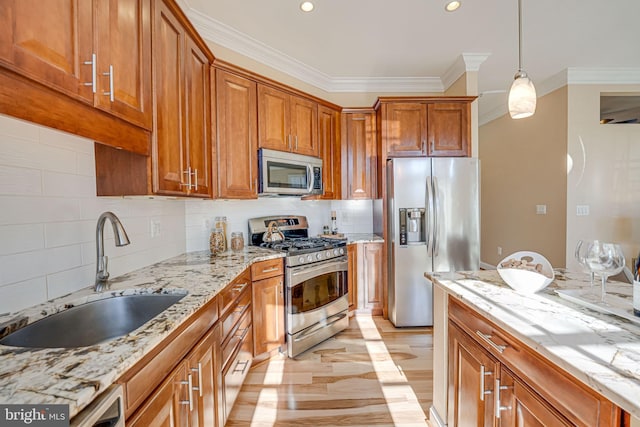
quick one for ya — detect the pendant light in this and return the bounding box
[508,0,536,119]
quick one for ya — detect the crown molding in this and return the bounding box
[441,53,490,90]
[328,77,443,93]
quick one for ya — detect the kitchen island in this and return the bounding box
[0,247,284,419]
[428,269,640,426]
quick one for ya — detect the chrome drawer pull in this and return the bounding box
[235,327,249,338]
[191,364,203,397]
[234,304,248,313]
[232,359,249,375]
[476,331,507,354]
[494,379,511,419]
[479,365,493,401]
[261,267,280,273]
[179,374,193,410]
[82,53,96,93]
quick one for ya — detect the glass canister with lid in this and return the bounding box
[230,231,244,251]
[214,216,228,251]
[209,227,225,255]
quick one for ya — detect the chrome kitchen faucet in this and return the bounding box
[95,211,130,292]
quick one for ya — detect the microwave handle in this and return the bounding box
[307,164,314,193]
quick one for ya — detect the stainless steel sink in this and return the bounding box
[0,293,186,348]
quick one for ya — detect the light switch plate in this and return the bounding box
[576,205,590,216]
[536,205,547,215]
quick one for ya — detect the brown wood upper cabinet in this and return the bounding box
[0,0,152,131]
[258,84,319,157]
[318,106,342,199]
[342,110,377,200]
[378,98,473,158]
[215,68,258,199]
[152,0,212,197]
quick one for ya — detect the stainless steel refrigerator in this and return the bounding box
[387,157,480,327]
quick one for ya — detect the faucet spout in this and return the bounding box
[95,211,130,292]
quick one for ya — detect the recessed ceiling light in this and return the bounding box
[445,1,461,12]
[300,1,314,12]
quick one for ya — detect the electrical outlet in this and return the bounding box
[150,219,161,238]
[536,204,547,215]
[576,205,590,216]
[497,246,503,256]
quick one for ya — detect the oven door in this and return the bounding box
[286,256,348,335]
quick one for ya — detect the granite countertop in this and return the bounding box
[0,247,284,418]
[344,233,384,244]
[428,269,640,418]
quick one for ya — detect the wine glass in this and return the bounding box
[584,241,625,303]
[574,240,595,287]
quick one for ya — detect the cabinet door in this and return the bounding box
[343,112,377,199]
[128,362,190,427]
[258,84,290,151]
[184,35,211,197]
[347,244,357,312]
[318,106,341,200]
[216,69,258,199]
[385,103,427,157]
[363,242,383,315]
[95,0,152,130]
[498,368,571,427]
[187,329,217,427]
[252,275,285,356]
[152,0,186,195]
[290,95,319,156]
[427,102,470,157]
[0,0,93,101]
[448,322,497,427]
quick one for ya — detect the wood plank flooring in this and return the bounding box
[227,315,433,426]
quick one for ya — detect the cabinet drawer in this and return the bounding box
[222,308,252,368]
[222,324,253,423]
[251,258,283,281]
[218,275,250,318]
[448,296,619,427]
[221,286,251,340]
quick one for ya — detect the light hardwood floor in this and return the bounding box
[227,315,433,426]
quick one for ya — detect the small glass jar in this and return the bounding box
[214,216,228,251]
[209,227,225,255]
[230,231,244,252]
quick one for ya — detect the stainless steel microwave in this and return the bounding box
[258,148,323,196]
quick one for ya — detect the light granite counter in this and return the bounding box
[344,233,384,244]
[0,247,284,418]
[429,269,640,419]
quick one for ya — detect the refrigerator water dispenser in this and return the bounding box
[399,208,425,245]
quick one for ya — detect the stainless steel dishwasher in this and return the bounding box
[70,384,124,427]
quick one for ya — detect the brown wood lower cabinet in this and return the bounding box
[447,296,622,427]
[347,242,383,315]
[251,259,285,358]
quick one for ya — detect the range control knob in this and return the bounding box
[326,250,332,257]
[333,249,339,256]
[307,254,313,262]
[298,257,305,264]
[316,253,322,260]
[339,248,344,255]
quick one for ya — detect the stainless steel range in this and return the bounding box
[248,216,349,358]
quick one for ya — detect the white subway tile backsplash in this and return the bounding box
[0,251,48,286]
[0,224,45,256]
[44,220,94,248]
[76,152,96,177]
[0,278,48,315]
[46,265,94,300]
[0,196,82,225]
[0,165,42,196]
[43,171,95,197]
[0,135,77,173]
[0,114,40,142]
[39,126,94,154]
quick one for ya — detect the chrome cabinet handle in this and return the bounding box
[494,379,511,419]
[295,135,298,151]
[102,65,114,102]
[479,365,493,401]
[261,267,280,273]
[476,331,507,354]
[232,359,249,375]
[287,135,292,150]
[192,169,198,191]
[430,139,434,153]
[191,364,203,397]
[83,53,96,93]
[179,374,193,411]
[421,140,426,153]
[181,167,193,189]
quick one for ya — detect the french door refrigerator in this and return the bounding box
[387,157,480,327]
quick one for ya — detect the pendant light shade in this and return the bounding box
[508,71,537,119]
[508,0,536,119]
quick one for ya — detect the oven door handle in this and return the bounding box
[287,257,348,287]
[293,312,348,342]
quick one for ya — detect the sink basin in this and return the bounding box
[0,293,186,348]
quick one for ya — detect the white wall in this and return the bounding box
[0,114,187,314]
[566,85,640,270]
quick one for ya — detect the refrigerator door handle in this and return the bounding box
[425,176,432,256]
[433,177,440,257]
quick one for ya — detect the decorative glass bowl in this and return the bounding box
[497,251,554,293]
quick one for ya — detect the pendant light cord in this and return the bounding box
[518,0,523,73]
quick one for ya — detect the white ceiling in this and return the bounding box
[179,0,640,123]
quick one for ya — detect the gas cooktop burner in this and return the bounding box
[261,237,347,255]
